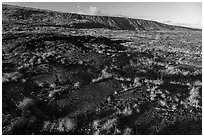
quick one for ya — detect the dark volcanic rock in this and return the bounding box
[51,79,122,117]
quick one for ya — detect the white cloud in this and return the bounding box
[86,6,98,15]
[77,6,105,16]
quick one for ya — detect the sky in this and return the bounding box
[3,2,202,29]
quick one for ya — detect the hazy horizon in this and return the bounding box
[3,2,202,29]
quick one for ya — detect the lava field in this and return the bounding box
[2,4,202,135]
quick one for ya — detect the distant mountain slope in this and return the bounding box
[2,4,201,31]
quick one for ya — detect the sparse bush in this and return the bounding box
[42,117,76,133]
[18,98,34,111]
[92,66,112,83]
[187,86,201,108]
[92,118,118,135]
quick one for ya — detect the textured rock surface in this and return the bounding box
[2,4,202,135]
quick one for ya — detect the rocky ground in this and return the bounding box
[2,28,202,135]
[2,4,202,135]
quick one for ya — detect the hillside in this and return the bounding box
[2,4,200,31]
